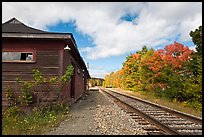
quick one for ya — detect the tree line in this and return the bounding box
[103,26,202,110]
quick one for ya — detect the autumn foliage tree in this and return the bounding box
[144,42,192,101]
[121,46,149,91]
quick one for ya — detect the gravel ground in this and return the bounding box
[43,88,147,135]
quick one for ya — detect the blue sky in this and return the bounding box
[48,22,129,78]
[2,2,202,78]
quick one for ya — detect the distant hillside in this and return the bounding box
[89,77,104,87]
[91,77,104,81]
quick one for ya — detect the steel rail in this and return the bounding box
[104,88,202,124]
[100,88,181,135]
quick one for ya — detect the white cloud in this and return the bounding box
[2,2,202,60]
[88,66,108,79]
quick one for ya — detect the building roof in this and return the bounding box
[2,17,49,34]
[2,17,74,40]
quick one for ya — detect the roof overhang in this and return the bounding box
[2,33,72,39]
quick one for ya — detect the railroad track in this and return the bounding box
[99,87,202,135]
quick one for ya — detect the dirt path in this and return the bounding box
[43,89,147,135]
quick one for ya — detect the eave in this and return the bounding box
[2,33,72,39]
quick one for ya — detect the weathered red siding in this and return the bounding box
[62,49,88,104]
[2,38,89,107]
[2,39,63,106]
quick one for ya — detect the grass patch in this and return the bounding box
[111,88,202,118]
[2,104,71,135]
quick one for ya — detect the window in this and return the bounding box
[2,51,35,62]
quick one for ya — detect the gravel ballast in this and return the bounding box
[44,88,147,135]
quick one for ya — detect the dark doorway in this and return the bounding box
[70,64,75,98]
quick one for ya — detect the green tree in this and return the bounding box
[190,26,202,56]
[182,26,202,110]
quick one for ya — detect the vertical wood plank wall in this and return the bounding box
[2,38,89,107]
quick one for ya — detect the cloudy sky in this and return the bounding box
[2,2,202,78]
